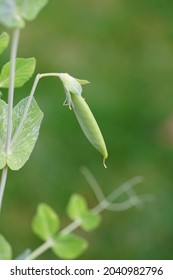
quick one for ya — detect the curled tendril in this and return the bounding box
[80,166,154,214]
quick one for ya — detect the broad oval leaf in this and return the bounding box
[0,58,36,88]
[32,203,60,241]
[0,0,49,28]
[52,233,88,259]
[81,212,102,232]
[7,97,43,170]
[66,194,88,221]
[0,32,9,55]
[0,234,12,260]
[0,99,7,169]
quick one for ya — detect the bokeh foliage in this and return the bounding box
[0,0,173,259]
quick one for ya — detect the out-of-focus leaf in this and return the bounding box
[66,194,88,221]
[52,233,88,259]
[0,234,12,260]
[81,212,102,232]
[17,0,49,21]
[0,58,36,88]
[66,194,101,231]
[0,32,9,55]
[0,0,24,28]
[0,0,49,28]
[32,203,60,241]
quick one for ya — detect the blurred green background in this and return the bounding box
[1,0,173,259]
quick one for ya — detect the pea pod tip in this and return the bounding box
[103,157,108,168]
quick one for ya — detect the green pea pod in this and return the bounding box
[71,93,108,167]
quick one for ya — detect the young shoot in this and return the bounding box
[0,167,153,260]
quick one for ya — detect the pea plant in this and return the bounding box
[0,0,152,260]
[0,166,151,260]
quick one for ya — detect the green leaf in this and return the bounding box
[0,97,43,170]
[81,212,102,232]
[66,194,88,221]
[66,194,101,231]
[17,0,49,21]
[76,79,90,85]
[0,0,25,28]
[32,203,60,241]
[0,234,12,260]
[52,233,88,259]
[0,58,36,88]
[0,99,7,169]
[0,0,49,28]
[0,32,9,55]
[7,97,43,170]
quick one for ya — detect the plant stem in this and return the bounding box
[26,220,81,260]
[60,219,81,235]
[6,28,20,153]
[0,167,8,210]
[11,73,61,145]
[11,73,41,145]
[26,238,54,260]
[0,29,20,210]
[26,199,113,260]
[26,174,149,260]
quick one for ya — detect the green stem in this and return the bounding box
[25,175,147,260]
[0,29,20,210]
[6,29,20,153]
[26,220,81,260]
[0,167,8,210]
[26,208,104,260]
[11,73,41,145]
[60,219,81,235]
[26,238,54,260]
[11,73,62,145]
